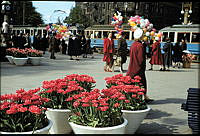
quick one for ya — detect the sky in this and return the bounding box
[32,1,75,24]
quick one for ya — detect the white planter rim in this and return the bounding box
[5,55,13,57]
[122,106,151,113]
[69,117,128,130]
[0,119,52,134]
[13,57,28,59]
[47,108,71,112]
[28,56,43,58]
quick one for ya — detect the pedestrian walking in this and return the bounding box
[73,34,82,60]
[103,32,115,72]
[162,37,173,71]
[61,38,67,55]
[117,32,128,72]
[11,33,18,48]
[68,35,75,60]
[40,34,49,54]
[48,33,57,59]
[172,41,182,68]
[126,29,154,103]
[149,37,163,71]
[81,35,87,58]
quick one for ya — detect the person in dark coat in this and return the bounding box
[61,38,67,55]
[73,35,82,60]
[172,41,182,68]
[40,34,49,54]
[68,35,75,60]
[162,37,173,71]
[180,39,187,51]
[48,33,57,59]
[81,35,87,58]
[17,33,26,49]
[117,32,128,72]
[149,37,163,70]
[103,32,115,72]
[126,29,153,103]
[32,34,41,50]
[11,33,18,48]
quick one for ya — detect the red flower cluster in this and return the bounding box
[25,48,43,57]
[105,74,142,88]
[69,88,124,127]
[64,74,96,84]
[104,74,147,111]
[40,74,96,109]
[0,88,49,132]
[0,88,48,114]
[6,48,17,56]
[6,48,43,58]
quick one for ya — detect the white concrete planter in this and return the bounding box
[46,108,72,134]
[5,55,14,64]
[13,57,28,66]
[122,106,151,134]
[28,57,42,66]
[69,117,128,134]
[0,119,53,134]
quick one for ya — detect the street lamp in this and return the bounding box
[124,2,128,17]
[181,2,192,25]
[1,1,11,45]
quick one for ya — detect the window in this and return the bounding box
[191,33,200,43]
[98,31,102,38]
[124,32,129,40]
[169,32,174,42]
[162,32,168,42]
[103,31,108,38]
[177,32,190,43]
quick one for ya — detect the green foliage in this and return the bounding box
[10,1,44,26]
[64,6,90,28]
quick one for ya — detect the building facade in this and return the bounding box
[75,2,199,30]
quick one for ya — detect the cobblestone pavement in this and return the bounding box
[1,52,199,134]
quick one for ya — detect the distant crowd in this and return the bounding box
[3,32,94,60]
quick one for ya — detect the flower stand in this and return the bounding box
[0,119,53,134]
[5,55,14,64]
[13,57,28,66]
[69,117,128,134]
[46,108,72,134]
[122,106,151,134]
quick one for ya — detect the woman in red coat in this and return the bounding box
[149,37,163,70]
[103,33,115,72]
[126,28,154,103]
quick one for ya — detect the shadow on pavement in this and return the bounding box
[145,109,172,119]
[149,98,186,105]
[136,122,179,134]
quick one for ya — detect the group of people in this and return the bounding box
[102,31,188,103]
[5,31,94,60]
[10,33,49,54]
[102,31,153,103]
[48,32,94,60]
[149,38,187,71]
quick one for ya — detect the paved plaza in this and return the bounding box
[1,52,199,134]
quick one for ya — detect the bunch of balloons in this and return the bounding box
[128,15,162,41]
[46,23,71,39]
[111,11,124,39]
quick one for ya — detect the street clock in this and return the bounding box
[1,1,11,14]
